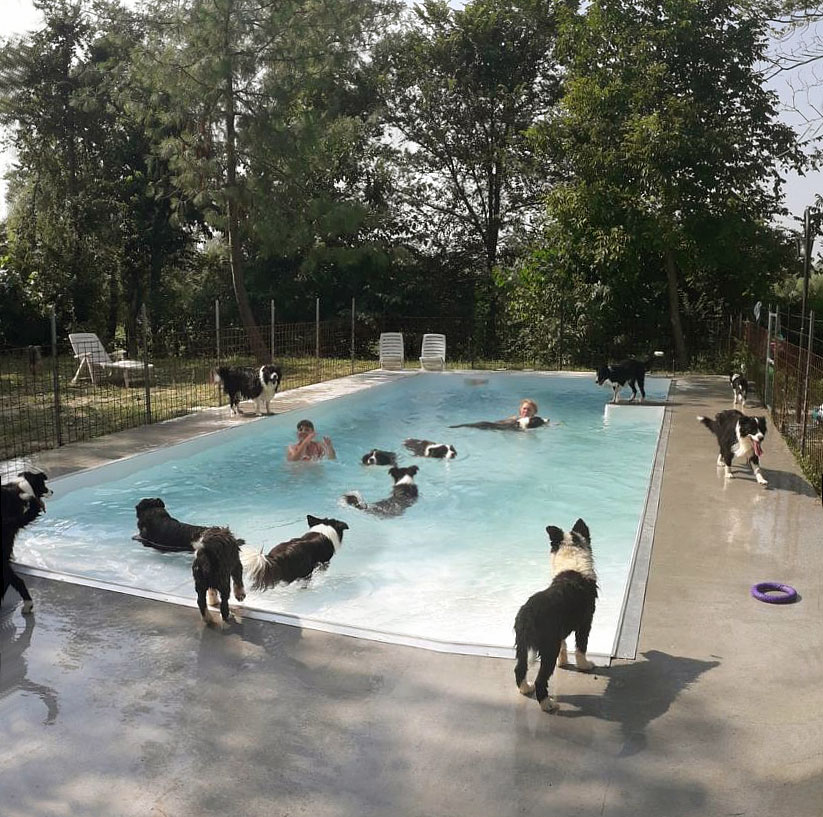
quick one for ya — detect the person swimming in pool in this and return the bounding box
[449,398,548,430]
[286,419,337,461]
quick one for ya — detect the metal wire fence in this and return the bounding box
[740,308,823,490]
[2,305,739,466]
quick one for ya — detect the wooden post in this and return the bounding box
[142,304,152,423]
[801,310,815,455]
[270,299,275,361]
[215,299,221,366]
[50,306,62,447]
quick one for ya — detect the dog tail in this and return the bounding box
[697,415,716,433]
[239,545,282,591]
[213,367,228,385]
[342,491,368,511]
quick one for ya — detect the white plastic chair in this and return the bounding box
[379,332,405,369]
[69,332,154,387]
[419,333,446,371]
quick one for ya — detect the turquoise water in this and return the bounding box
[18,372,669,655]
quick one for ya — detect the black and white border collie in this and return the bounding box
[133,497,207,553]
[2,470,52,613]
[361,449,397,466]
[213,364,282,416]
[240,515,349,590]
[730,373,748,406]
[192,526,246,624]
[403,438,457,459]
[698,410,768,485]
[595,352,664,403]
[514,519,598,713]
[344,465,420,517]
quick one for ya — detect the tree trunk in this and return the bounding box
[664,248,688,369]
[222,9,268,365]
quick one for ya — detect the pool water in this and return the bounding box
[17,372,669,656]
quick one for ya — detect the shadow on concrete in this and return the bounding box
[557,650,720,757]
[0,611,59,725]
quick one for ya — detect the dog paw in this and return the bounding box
[725,471,735,479]
[206,589,219,606]
[575,652,595,672]
[21,601,34,614]
[518,680,535,696]
[234,588,246,602]
[756,475,769,486]
[557,647,568,667]
[539,696,559,713]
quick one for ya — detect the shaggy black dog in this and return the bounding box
[514,519,598,713]
[595,352,663,403]
[192,527,246,624]
[213,364,282,416]
[730,373,748,406]
[697,410,768,485]
[133,497,207,553]
[2,470,52,613]
[240,516,349,590]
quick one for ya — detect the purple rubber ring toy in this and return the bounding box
[750,582,798,604]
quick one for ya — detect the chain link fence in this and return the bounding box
[3,304,738,466]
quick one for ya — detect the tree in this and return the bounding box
[530,0,804,367]
[373,0,573,353]
[137,0,396,362]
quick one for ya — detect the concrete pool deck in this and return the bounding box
[2,374,822,816]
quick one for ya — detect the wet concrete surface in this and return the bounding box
[2,375,822,816]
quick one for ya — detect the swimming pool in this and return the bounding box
[16,371,670,658]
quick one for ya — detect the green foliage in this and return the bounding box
[509,0,805,363]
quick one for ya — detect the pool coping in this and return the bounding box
[8,367,672,663]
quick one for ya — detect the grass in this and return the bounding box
[0,354,376,461]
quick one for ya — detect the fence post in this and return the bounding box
[142,303,152,424]
[315,297,320,380]
[801,310,814,456]
[50,306,63,447]
[351,297,355,375]
[270,300,275,361]
[215,299,220,366]
[765,306,774,410]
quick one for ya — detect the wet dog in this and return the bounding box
[595,352,663,403]
[361,449,397,466]
[240,516,349,590]
[192,526,246,624]
[514,519,598,713]
[697,410,768,485]
[2,470,52,613]
[213,364,282,416]
[343,466,419,517]
[730,373,748,406]
[403,438,457,458]
[133,497,207,552]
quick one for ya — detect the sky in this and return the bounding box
[0,0,821,233]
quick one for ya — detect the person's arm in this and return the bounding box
[323,436,336,460]
[287,431,316,461]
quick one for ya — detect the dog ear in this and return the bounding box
[306,514,321,527]
[408,465,419,476]
[388,466,400,479]
[571,518,590,542]
[546,526,564,547]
